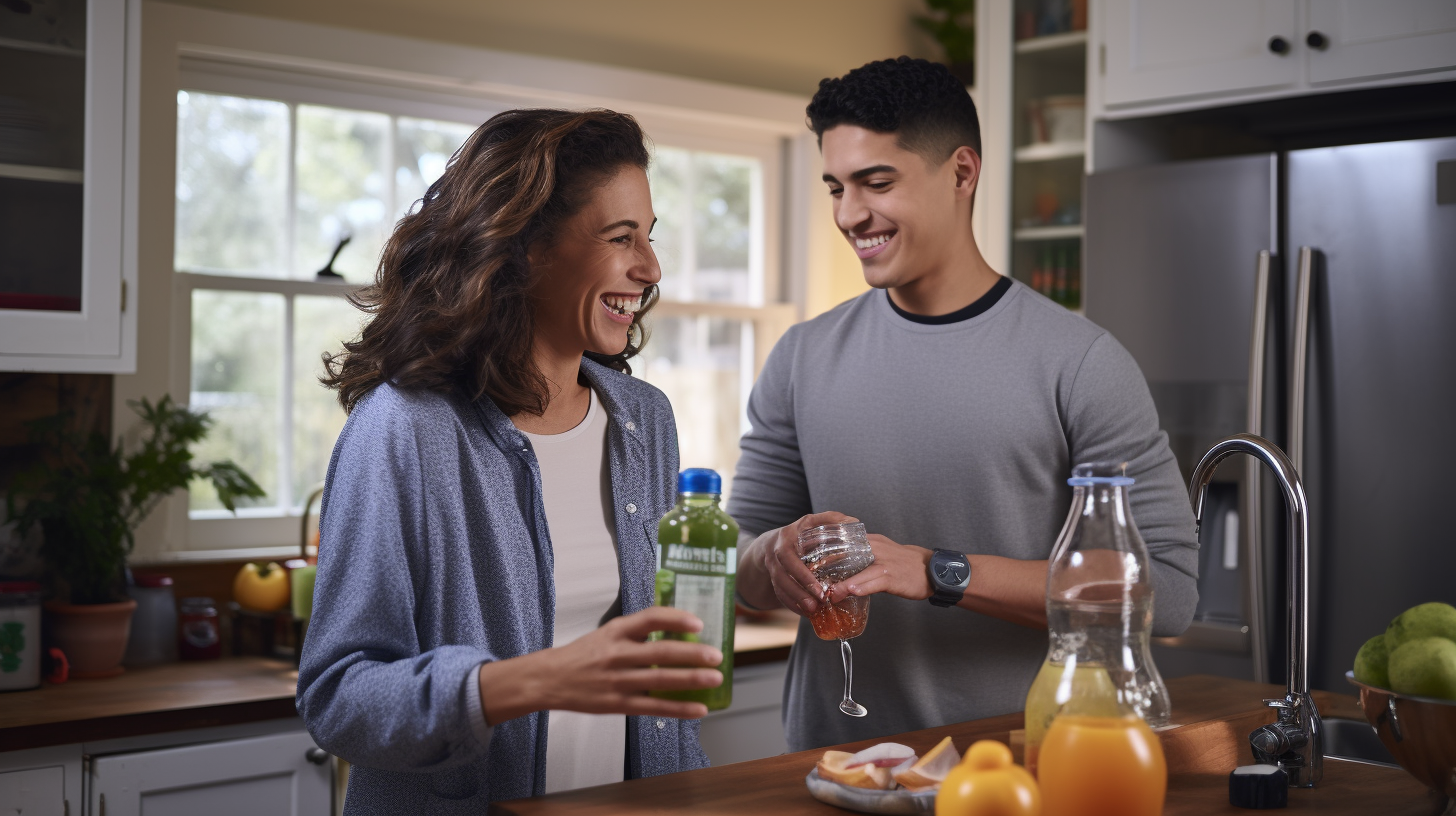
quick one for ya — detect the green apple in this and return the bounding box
[1386,602,1456,651]
[1353,633,1390,689]
[1388,636,1456,700]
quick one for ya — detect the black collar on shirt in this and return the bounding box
[886,275,1012,325]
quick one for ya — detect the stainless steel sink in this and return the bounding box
[1322,717,1398,767]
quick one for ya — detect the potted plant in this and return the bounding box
[915,0,977,86]
[7,396,263,678]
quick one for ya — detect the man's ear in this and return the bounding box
[950,146,981,198]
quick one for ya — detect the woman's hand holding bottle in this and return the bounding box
[478,606,723,725]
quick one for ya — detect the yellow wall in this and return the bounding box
[163,0,936,97]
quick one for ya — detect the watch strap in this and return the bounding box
[928,548,970,608]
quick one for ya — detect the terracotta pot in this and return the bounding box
[44,598,137,679]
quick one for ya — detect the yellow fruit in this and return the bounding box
[233,562,290,612]
[936,740,1042,816]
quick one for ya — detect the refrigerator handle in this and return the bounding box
[1290,247,1316,475]
[1244,250,1274,684]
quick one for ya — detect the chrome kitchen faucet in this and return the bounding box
[1189,433,1323,788]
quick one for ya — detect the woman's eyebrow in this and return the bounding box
[599,219,639,233]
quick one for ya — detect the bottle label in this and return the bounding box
[672,574,726,651]
[662,544,737,576]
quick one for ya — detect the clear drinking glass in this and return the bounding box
[797,522,875,717]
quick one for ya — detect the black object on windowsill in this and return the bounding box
[316,234,350,280]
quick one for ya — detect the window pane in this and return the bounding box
[647,148,760,305]
[295,105,390,282]
[175,91,289,277]
[395,117,476,221]
[190,290,284,511]
[292,295,364,507]
[638,315,751,496]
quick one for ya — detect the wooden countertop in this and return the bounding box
[0,657,300,751]
[492,675,1436,816]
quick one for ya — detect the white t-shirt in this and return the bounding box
[521,388,626,793]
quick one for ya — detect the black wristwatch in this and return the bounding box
[927,548,971,608]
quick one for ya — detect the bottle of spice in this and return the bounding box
[0,581,42,691]
[178,596,222,660]
[125,573,179,666]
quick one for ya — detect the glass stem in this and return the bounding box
[840,638,854,704]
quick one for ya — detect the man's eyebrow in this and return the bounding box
[822,165,899,184]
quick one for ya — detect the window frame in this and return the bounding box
[169,62,798,556]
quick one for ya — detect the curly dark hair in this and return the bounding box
[806,56,982,163]
[321,108,657,416]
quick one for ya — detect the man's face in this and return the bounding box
[820,125,974,290]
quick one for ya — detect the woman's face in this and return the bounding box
[529,165,661,359]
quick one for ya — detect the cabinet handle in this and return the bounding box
[306,747,330,765]
[1267,36,1290,55]
[1305,31,1328,50]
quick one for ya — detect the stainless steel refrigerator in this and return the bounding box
[1085,136,1456,693]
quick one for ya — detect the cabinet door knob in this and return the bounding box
[1268,36,1290,55]
[1306,31,1328,50]
[306,747,330,765]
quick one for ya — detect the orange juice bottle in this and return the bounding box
[1038,713,1167,816]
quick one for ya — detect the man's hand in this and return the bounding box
[478,606,723,725]
[738,511,859,615]
[824,533,933,603]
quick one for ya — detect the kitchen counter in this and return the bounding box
[0,617,799,754]
[491,675,1436,816]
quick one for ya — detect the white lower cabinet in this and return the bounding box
[699,660,789,766]
[0,745,83,816]
[89,730,331,816]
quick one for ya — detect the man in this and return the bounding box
[728,57,1199,751]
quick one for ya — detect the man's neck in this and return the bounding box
[886,237,1002,317]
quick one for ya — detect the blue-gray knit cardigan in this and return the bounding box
[296,359,709,813]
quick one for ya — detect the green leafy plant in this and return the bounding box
[915,0,977,69]
[6,396,264,605]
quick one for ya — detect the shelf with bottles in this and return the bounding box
[1013,0,1088,45]
[1013,238,1081,312]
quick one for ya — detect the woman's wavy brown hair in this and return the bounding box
[322,108,657,415]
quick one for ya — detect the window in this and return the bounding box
[173,82,793,551]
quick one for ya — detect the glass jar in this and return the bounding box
[125,573,178,666]
[1025,462,1171,775]
[0,581,42,691]
[178,596,221,660]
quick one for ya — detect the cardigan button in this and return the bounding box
[655,718,666,730]
[626,503,638,514]
[625,421,636,432]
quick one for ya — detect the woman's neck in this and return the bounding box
[511,343,591,435]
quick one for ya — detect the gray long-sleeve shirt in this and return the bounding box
[727,280,1199,751]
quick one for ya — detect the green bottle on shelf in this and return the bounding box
[650,468,738,711]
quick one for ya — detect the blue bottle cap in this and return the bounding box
[678,468,722,495]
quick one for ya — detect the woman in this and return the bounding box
[298,109,722,813]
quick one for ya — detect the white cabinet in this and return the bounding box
[698,660,788,766]
[1306,0,1456,85]
[0,0,138,373]
[90,729,331,816]
[1102,0,1301,108]
[0,745,82,816]
[1098,0,1456,113]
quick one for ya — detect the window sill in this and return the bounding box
[131,545,308,566]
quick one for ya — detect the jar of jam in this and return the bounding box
[178,596,221,660]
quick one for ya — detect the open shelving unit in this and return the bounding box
[1008,2,1088,312]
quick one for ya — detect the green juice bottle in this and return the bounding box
[651,468,738,711]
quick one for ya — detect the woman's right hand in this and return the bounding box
[478,606,724,725]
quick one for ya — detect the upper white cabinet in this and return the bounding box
[1102,0,1302,108]
[0,0,137,373]
[1099,0,1456,114]
[1306,0,1456,85]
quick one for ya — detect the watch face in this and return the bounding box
[935,557,968,587]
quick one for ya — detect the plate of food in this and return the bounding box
[804,737,959,814]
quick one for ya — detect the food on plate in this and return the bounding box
[844,742,917,769]
[936,740,1041,816]
[1388,636,1456,700]
[817,750,893,790]
[232,561,290,612]
[894,736,961,791]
